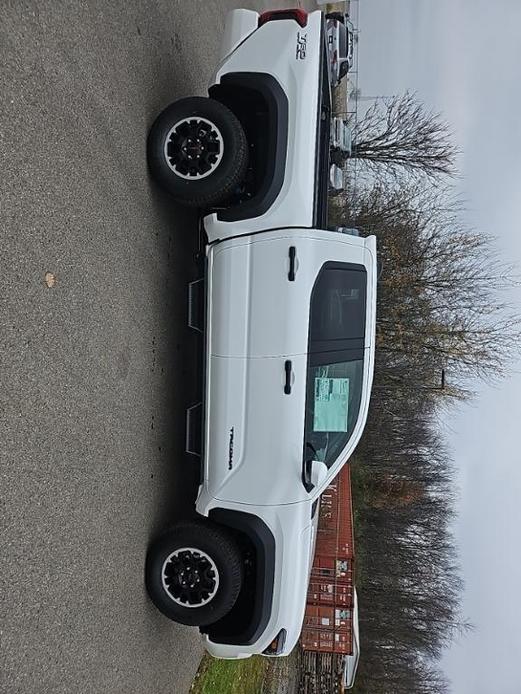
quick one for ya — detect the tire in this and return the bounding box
[145,521,243,626]
[147,97,248,208]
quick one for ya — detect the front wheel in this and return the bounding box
[145,521,243,626]
[147,97,248,208]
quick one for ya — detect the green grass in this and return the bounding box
[190,654,269,694]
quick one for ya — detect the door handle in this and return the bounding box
[284,360,293,394]
[288,246,297,281]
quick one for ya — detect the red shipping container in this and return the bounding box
[301,464,356,655]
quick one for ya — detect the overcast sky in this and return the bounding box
[357,1,521,692]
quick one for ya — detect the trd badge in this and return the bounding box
[296,32,307,60]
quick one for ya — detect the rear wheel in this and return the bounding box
[145,521,243,626]
[147,96,248,208]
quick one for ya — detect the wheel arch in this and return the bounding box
[208,72,288,222]
[204,508,276,646]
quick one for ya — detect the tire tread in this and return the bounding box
[147,97,248,208]
[145,520,243,627]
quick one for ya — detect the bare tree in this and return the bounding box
[315,106,520,693]
[334,176,521,392]
[350,92,460,180]
[319,173,519,692]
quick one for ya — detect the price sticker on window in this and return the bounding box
[313,377,349,432]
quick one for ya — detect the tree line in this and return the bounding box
[328,95,520,693]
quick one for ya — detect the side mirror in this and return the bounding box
[303,459,329,492]
[311,460,328,489]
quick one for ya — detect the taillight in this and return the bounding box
[258,8,308,28]
[333,49,338,64]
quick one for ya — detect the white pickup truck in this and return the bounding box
[145,8,376,659]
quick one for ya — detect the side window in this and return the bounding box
[304,263,367,470]
[309,265,367,345]
[304,357,364,468]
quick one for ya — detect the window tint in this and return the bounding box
[303,262,367,474]
[304,357,364,468]
[338,24,348,56]
[310,265,367,343]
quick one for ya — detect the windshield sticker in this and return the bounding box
[313,377,349,432]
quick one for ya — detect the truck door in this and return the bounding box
[204,230,373,506]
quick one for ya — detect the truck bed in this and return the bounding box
[313,20,332,230]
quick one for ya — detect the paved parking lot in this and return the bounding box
[0,2,314,692]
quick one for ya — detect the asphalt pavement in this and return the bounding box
[0,1,312,692]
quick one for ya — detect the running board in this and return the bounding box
[186,402,203,456]
[188,278,204,332]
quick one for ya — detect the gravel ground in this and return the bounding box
[0,2,314,692]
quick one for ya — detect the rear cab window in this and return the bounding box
[338,24,348,56]
[304,263,367,469]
